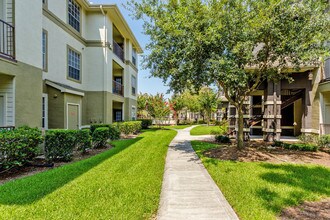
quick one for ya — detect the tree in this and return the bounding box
[146,93,170,127]
[137,93,150,119]
[198,87,218,125]
[170,94,186,124]
[129,0,330,148]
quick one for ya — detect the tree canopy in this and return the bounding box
[129,0,330,148]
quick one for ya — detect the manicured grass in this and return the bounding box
[0,129,176,219]
[150,125,192,129]
[163,125,192,129]
[191,141,330,220]
[190,125,221,135]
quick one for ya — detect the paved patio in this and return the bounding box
[157,126,239,220]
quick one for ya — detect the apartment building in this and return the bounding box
[221,60,330,140]
[0,0,142,129]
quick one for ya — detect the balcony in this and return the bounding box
[113,80,124,96]
[0,19,15,60]
[113,40,124,62]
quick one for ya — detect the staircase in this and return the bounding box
[281,90,304,110]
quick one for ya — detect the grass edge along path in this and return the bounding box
[191,141,330,220]
[190,125,221,135]
[0,129,177,220]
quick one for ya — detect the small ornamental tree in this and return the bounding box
[129,0,330,149]
[170,94,186,124]
[137,93,150,119]
[146,93,170,127]
[198,87,218,125]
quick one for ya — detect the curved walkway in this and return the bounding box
[157,126,239,220]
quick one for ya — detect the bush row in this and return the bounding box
[273,141,318,152]
[0,127,43,170]
[114,121,142,135]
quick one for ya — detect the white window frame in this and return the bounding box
[42,30,48,71]
[42,94,48,129]
[0,93,7,126]
[132,105,136,121]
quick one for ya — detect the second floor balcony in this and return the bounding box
[113,40,124,62]
[113,80,124,96]
[0,19,15,60]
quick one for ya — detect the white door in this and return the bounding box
[0,96,4,126]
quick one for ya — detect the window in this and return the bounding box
[68,48,81,81]
[131,75,136,96]
[68,0,80,32]
[132,48,137,66]
[132,107,136,120]
[42,0,47,7]
[42,94,48,129]
[42,30,48,71]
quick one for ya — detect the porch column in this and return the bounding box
[301,89,313,134]
[263,82,281,141]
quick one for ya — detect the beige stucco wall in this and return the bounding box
[0,60,42,128]
[46,86,65,129]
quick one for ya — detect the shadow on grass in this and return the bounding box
[0,137,143,205]
[257,163,330,213]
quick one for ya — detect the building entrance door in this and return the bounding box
[68,104,79,130]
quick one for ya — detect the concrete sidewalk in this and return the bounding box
[157,126,239,220]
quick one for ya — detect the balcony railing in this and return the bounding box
[0,19,15,60]
[320,124,330,135]
[113,40,124,62]
[113,80,124,96]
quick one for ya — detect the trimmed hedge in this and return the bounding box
[138,119,152,129]
[76,129,92,153]
[215,135,231,143]
[273,141,318,152]
[114,121,142,135]
[0,127,43,170]
[90,124,120,141]
[92,127,109,148]
[45,130,77,162]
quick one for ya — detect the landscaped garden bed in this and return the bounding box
[0,128,176,219]
[191,141,330,220]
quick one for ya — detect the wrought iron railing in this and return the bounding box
[0,19,15,60]
[320,124,330,135]
[113,40,124,62]
[113,80,124,96]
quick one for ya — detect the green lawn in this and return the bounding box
[0,129,176,219]
[150,125,192,130]
[191,141,330,220]
[190,125,221,135]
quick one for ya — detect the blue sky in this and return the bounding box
[91,0,171,98]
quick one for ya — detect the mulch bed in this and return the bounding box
[202,140,330,167]
[0,146,112,185]
[279,198,330,220]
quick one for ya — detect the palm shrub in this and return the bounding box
[0,127,43,170]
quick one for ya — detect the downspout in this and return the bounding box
[100,5,108,123]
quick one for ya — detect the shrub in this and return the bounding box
[283,143,318,152]
[75,129,92,153]
[298,134,319,145]
[92,127,109,148]
[90,124,108,135]
[198,120,206,124]
[273,140,284,147]
[319,135,330,148]
[109,125,120,140]
[116,121,142,136]
[210,130,221,135]
[138,119,153,129]
[45,130,77,162]
[215,135,231,143]
[0,127,43,170]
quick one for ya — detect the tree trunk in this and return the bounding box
[237,104,244,149]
